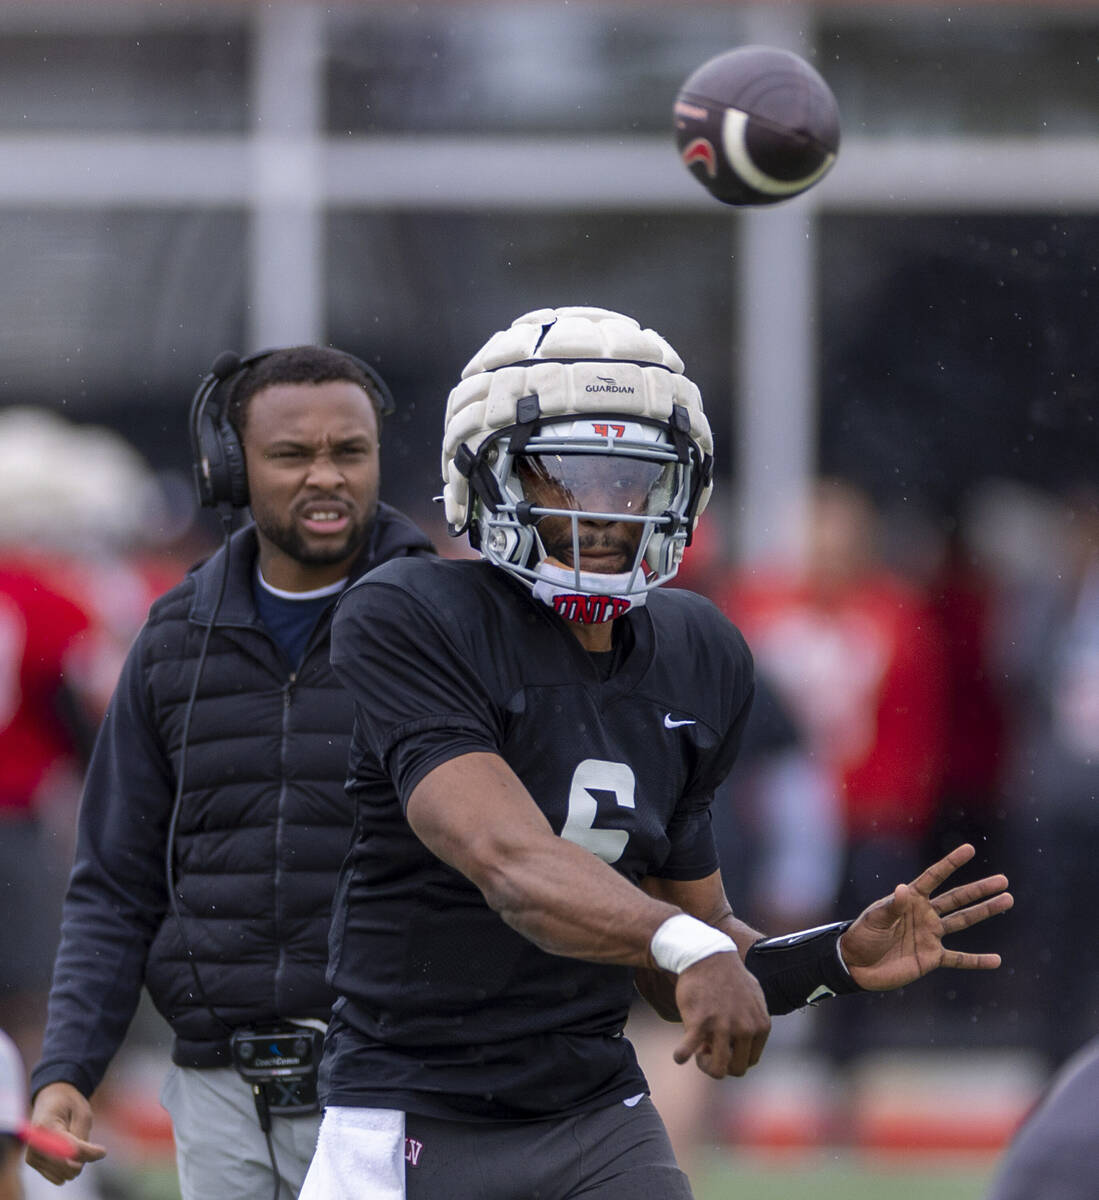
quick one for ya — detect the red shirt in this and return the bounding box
[719,568,948,838]
[0,555,92,815]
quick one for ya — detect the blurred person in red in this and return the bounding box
[0,410,181,1107]
[913,518,1017,1045]
[875,499,1009,879]
[925,529,1008,868]
[716,477,950,1060]
[0,409,190,725]
[0,556,92,1073]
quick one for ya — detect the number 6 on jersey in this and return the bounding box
[560,759,636,864]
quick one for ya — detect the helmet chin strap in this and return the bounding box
[531,559,649,624]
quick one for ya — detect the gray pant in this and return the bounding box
[161,1065,321,1200]
[985,1036,1099,1200]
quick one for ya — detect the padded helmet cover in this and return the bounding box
[441,306,713,533]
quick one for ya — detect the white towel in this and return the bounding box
[299,1106,406,1199]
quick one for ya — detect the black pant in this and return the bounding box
[404,1096,692,1200]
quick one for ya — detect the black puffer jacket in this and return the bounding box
[32,503,434,1099]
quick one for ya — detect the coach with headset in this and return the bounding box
[25,346,434,1198]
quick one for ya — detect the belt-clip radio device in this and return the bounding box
[230,1024,324,1130]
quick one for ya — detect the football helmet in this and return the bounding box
[442,307,714,617]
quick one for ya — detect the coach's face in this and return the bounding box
[243,380,380,591]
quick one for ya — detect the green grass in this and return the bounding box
[95,1163,181,1200]
[694,1152,997,1200]
[123,1152,997,1200]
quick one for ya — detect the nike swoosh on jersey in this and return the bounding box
[663,714,696,728]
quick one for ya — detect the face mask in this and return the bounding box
[530,559,649,624]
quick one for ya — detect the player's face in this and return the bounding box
[243,380,380,590]
[517,453,671,575]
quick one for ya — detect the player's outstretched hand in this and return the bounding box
[25,1081,107,1184]
[672,951,771,1079]
[839,843,1013,992]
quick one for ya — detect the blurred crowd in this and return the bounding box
[627,473,1099,1171]
[0,409,213,1094]
[672,473,1099,1071]
[0,407,1094,1178]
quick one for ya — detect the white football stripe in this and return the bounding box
[721,108,836,196]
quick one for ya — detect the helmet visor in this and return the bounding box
[516,453,677,520]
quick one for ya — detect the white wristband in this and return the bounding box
[650,914,738,975]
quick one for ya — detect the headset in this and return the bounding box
[188,346,397,510]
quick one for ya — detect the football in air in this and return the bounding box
[673,45,840,207]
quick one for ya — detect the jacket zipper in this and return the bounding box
[274,669,296,1010]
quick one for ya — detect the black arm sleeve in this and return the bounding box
[744,921,863,1015]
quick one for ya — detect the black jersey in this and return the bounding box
[325,558,754,1121]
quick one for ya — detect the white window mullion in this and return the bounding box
[247,3,325,351]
